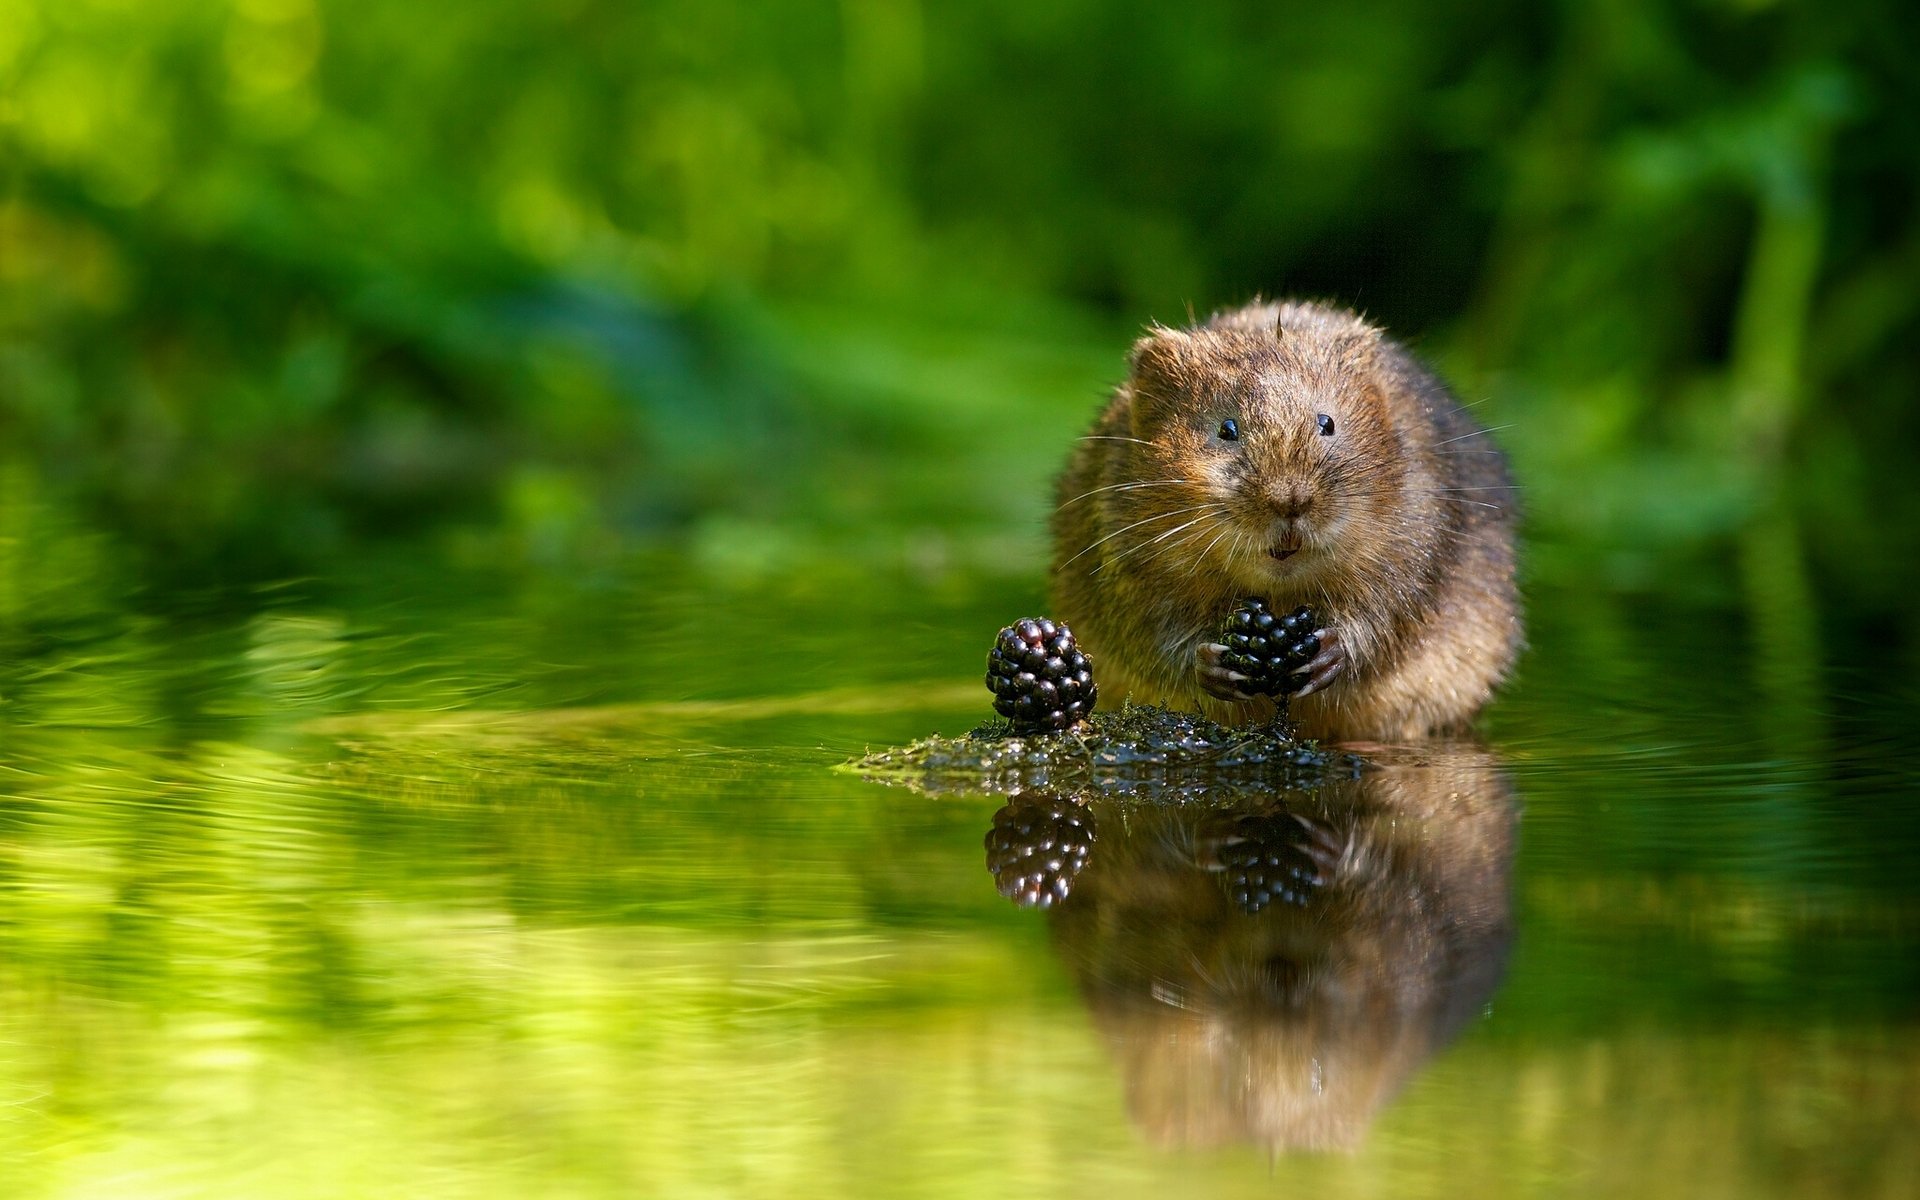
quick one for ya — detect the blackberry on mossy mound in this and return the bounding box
[985,794,1096,908]
[985,618,1096,734]
[1219,598,1319,697]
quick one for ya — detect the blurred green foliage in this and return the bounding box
[1,0,1916,642]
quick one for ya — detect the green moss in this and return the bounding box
[847,703,1361,802]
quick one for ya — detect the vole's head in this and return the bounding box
[1121,307,1405,592]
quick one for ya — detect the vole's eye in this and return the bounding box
[1218,418,1241,442]
[1316,413,1336,437]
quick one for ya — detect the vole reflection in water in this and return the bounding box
[984,745,1515,1152]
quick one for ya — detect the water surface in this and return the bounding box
[2,549,1915,1198]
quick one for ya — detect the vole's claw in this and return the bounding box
[1295,815,1350,880]
[1289,627,1346,697]
[1198,642,1260,701]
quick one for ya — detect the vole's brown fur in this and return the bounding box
[1051,300,1520,741]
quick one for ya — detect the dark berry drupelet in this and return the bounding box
[1218,598,1320,697]
[984,794,1096,909]
[985,617,1097,734]
[1214,811,1325,915]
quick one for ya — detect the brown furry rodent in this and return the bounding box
[1051,299,1521,741]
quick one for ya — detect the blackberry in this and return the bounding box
[984,794,1096,908]
[1217,598,1319,697]
[1213,811,1325,915]
[985,617,1097,734]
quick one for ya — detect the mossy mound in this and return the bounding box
[848,704,1361,802]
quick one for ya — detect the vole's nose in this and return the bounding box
[1269,485,1314,520]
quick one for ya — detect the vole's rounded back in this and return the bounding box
[1050,300,1520,740]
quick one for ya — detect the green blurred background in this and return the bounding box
[2,0,1917,656]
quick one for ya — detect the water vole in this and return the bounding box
[1050,300,1521,741]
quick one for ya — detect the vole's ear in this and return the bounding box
[1127,326,1190,380]
[1126,327,1190,435]
[1332,327,1386,377]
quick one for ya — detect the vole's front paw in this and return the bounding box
[1294,813,1351,881]
[1289,625,1346,697]
[1201,809,1333,914]
[1197,642,1259,701]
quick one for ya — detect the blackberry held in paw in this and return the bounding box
[985,618,1097,734]
[1209,810,1330,915]
[1050,299,1523,740]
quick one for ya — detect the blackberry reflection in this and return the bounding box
[983,746,1516,1151]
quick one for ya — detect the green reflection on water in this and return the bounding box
[1,552,1917,1198]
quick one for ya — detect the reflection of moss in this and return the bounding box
[849,704,1360,802]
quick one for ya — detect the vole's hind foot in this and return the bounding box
[1289,626,1346,697]
[1197,642,1260,701]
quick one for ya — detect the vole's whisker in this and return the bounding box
[1054,479,1192,510]
[1341,487,1513,510]
[1103,511,1221,570]
[1190,522,1237,576]
[1095,509,1223,574]
[1077,435,1157,447]
[1430,422,1516,448]
[1060,503,1221,569]
[1408,490,1510,509]
[1139,518,1223,574]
